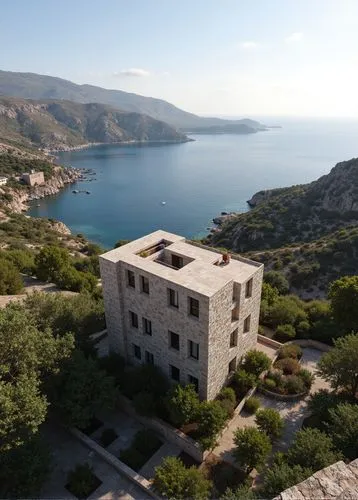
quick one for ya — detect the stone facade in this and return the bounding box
[100,230,263,400]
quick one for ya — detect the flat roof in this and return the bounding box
[100,230,262,297]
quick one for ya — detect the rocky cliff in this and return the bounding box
[211,158,358,252]
[0,97,189,150]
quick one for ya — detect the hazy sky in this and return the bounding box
[1,0,358,118]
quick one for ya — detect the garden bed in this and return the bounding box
[200,454,248,497]
[119,429,162,472]
[66,464,102,499]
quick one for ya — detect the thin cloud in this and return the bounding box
[239,41,258,49]
[113,68,150,77]
[285,32,303,43]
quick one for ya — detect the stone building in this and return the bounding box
[21,170,45,186]
[99,230,263,400]
[0,176,7,186]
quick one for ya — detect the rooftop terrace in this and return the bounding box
[100,230,262,297]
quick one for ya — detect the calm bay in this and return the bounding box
[29,118,358,248]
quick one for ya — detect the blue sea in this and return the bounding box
[29,117,358,248]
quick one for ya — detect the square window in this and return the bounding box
[133,344,141,360]
[245,278,253,298]
[244,315,251,333]
[188,375,199,392]
[188,340,199,360]
[140,275,149,294]
[169,331,180,350]
[143,317,152,336]
[145,351,154,365]
[228,356,237,373]
[170,364,180,382]
[189,297,199,318]
[230,329,238,347]
[129,311,138,328]
[168,288,179,308]
[127,270,135,288]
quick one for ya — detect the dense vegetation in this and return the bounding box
[0,152,53,178]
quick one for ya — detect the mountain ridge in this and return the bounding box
[0,70,265,131]
[0,96,189,150]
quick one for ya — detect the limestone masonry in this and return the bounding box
[100,230,263,400]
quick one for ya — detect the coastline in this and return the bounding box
[46,137,194,154]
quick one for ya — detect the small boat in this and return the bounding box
[36,203,41,207]
[161,201,166,205]
[86,191,91,194]
[72,190,79,194]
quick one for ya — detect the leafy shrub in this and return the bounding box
[217,387,237,418]
[255,408,284,440]
[132,429,162,457]
[233,427,272,473]
[307,390,347,422]
[244,396,260,414]
[263,463,312,497]
[120,447,146,471]
[66,463,101,498]
[275,324,296,341]
[100,428,118,447]
[263,378,276,390]
[196,401,228,450]
[166,384,200,427]
[277,344,302,360]
[264,271,289,294]
[297,369,314,390]
[133,392,157,417]
[328,403,358,460]
[267,368,284,386]
[296,320,311,338]
[284,375,306,394]
[242,350,271,377]
[275,358,300,375]
[0,258,23,294]
[234,369,257,395]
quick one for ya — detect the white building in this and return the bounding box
[99,230,263,400]
[0,177,7,186]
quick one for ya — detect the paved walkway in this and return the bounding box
[139,442,181,480]
[213,347,329,465]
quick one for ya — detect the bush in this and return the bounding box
[244,396,260,414]
[267,368,284,387]
[196,401,228,450]
[133,392,157,417]
[242,350,271,377]
[154,456,212,500]
[100,428,118,447]
[296,320,311,338]
[263,378,276,390]
[264,271,289,295]
[307,390,346,422]
[217,387,237,417]
[66,463,101,498]
[132,429,162,457]
[287,428,342,471]
[234,369,257,395]
[277,344,302,360]
[297,369,314,390]
[166,384,200,427]
[122,364,169,400]
[328,404,358,460]
[120,447,146,471]
[275,358,300,375]
[255,408,284,440]
[275,324,296,341]
[233,427,272,472]
[263,463,312,497]
[0,258,23,294]
[284,375,306,394]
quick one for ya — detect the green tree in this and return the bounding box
[255,408,284,440]
[263,463,312,497]
[328,403,358,460]
[0,258,23,294]
[307,389,345,423]
[166,384,200,427]
[329,276,358,332]
[267,296,307,328]
[4,248,35,274]
[220,484,257,500]
[234,369,257,395]
[275,323,296,341]
[242,349,271,377]
[264,271,289,295]
[0,305,73,450]
[49,350,116,429]
[196,401,228,450]
[317,333,358,397]
[233,427,271,472]
[287,428,342,472]
[261,282,279,305]
[0,435,51,498]
[35,245,69,282]
[154,457,212,500]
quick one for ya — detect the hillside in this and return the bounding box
[0,96,188,149]
[210,158,358,297]
[0,70,265,132]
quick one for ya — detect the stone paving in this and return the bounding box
[213,347,329,465]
